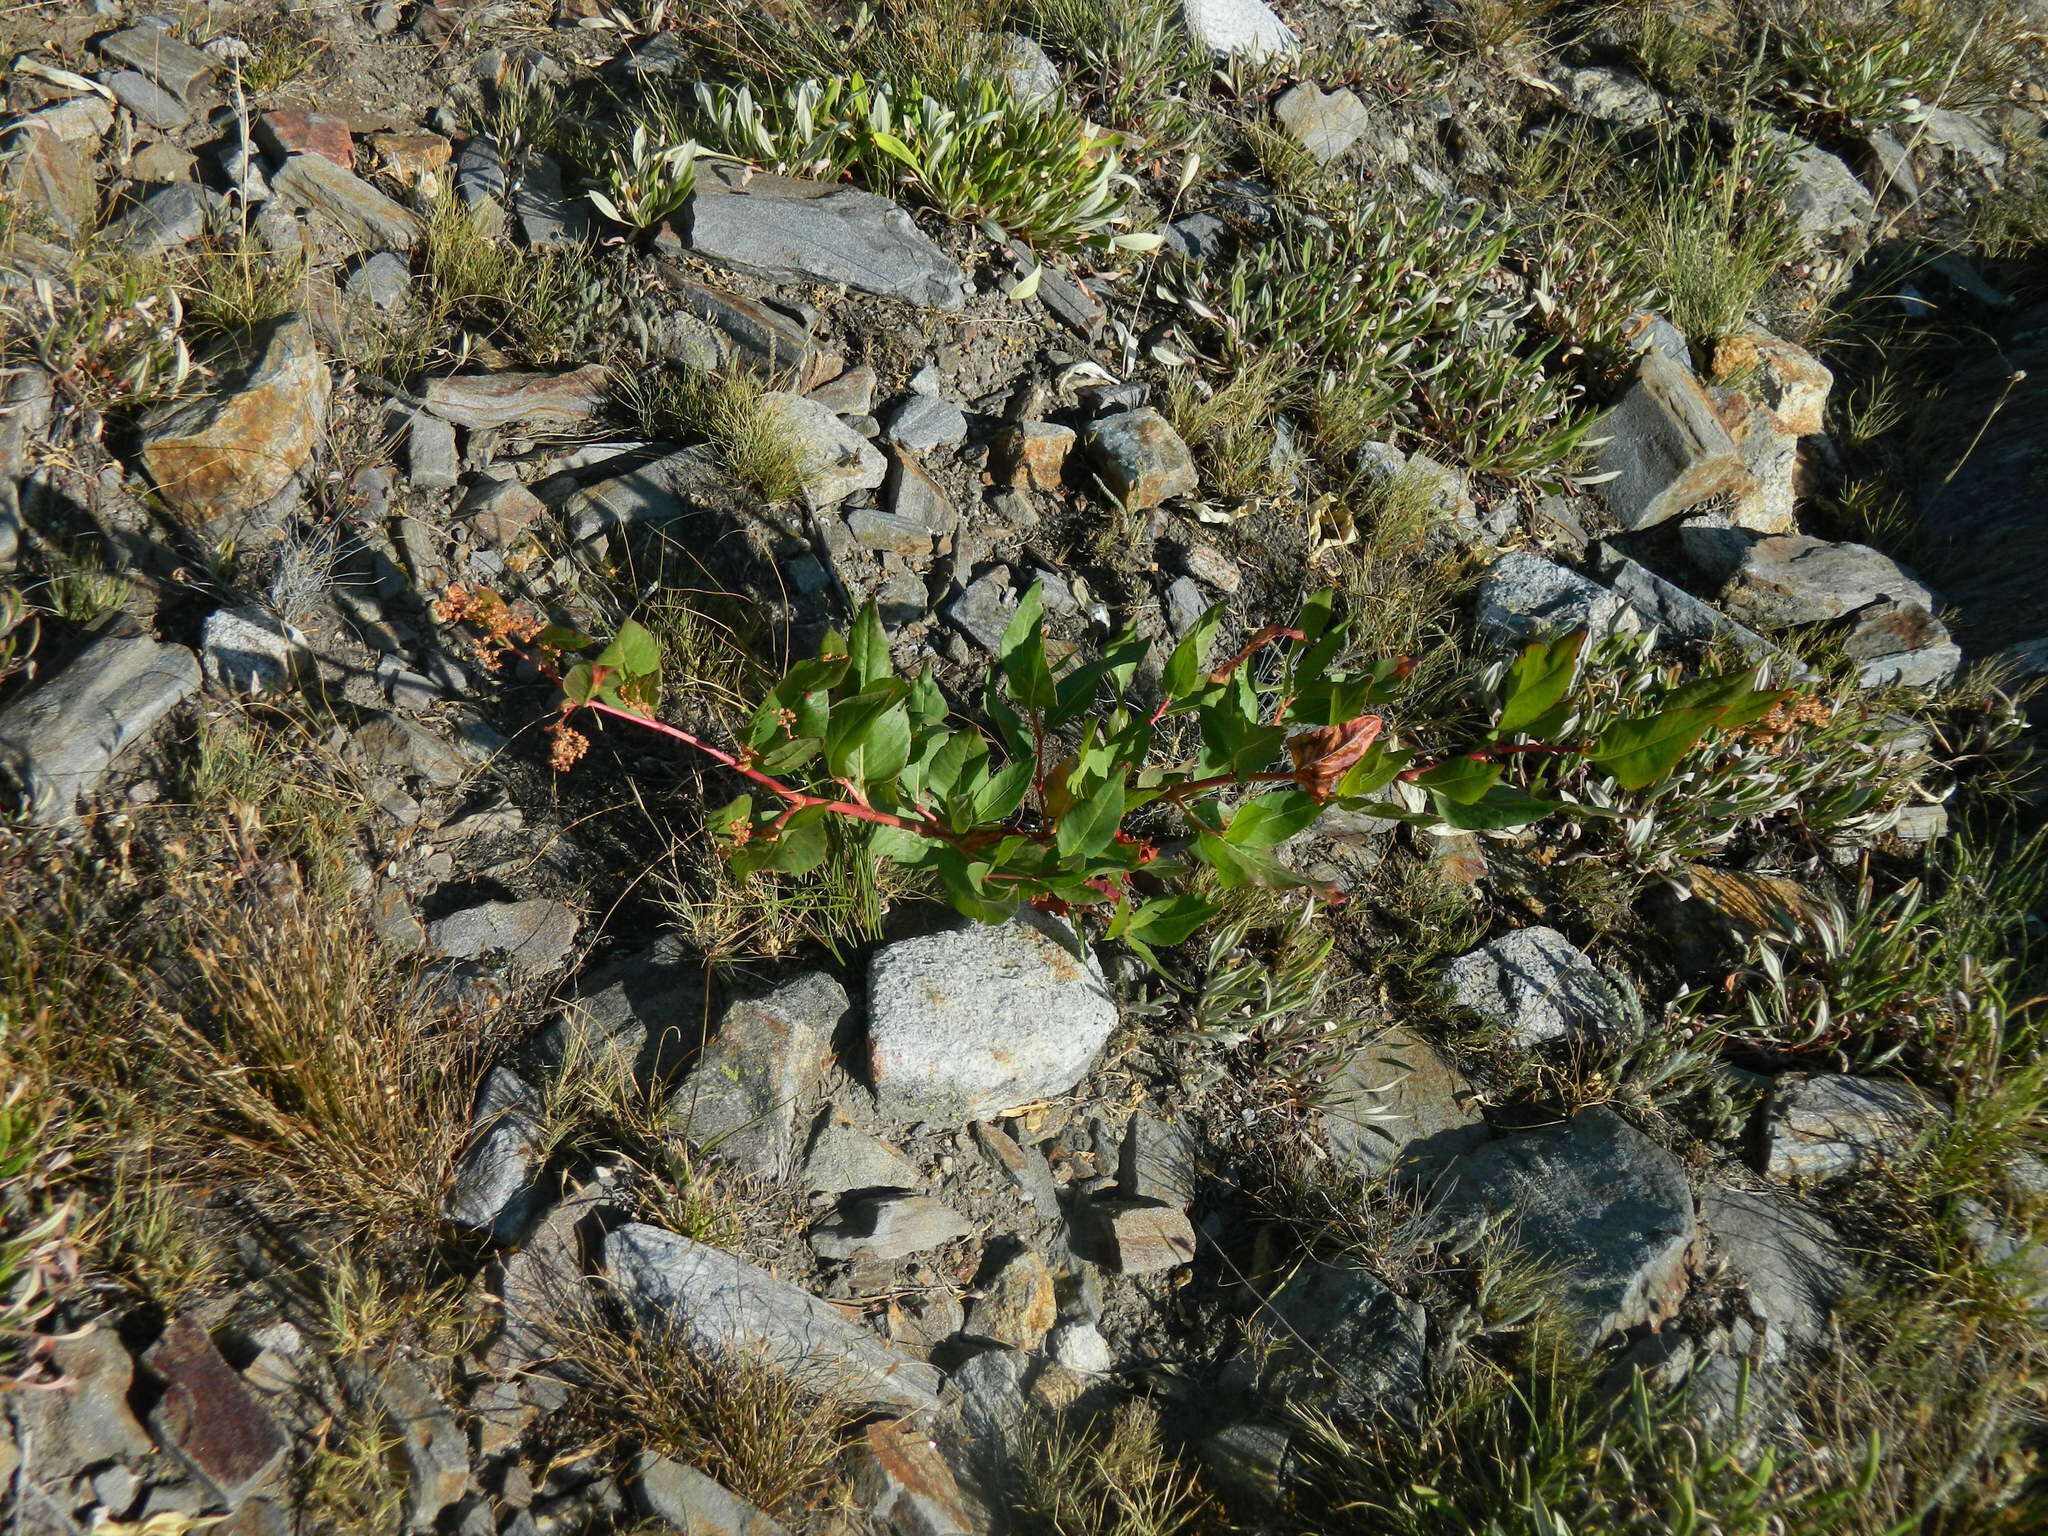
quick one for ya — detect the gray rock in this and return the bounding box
[105,180,213,257]
[454,134,507,209]
[201,605,302,695]
[272,153,422,250]
[429,898,580,975]
[1199,1422,1294,1506]
[2,124,97,238]
[973,1120,1060,1217]
[1599,550,1784,661]
[867,910,1118,1121]
[445,1066,547,1242]
[1702,534,1935,629]
[812,1192,973,1262]
[1553,63,1663,125]
[758,391,887,507]
[357,1357,468,1530]
[563,445,731,538]
[96,26,217,104]
[951,1345,1035,1442]
[885,450,956,534]
[1763,1074,1946,1183]
[1046,1319,1111,1373]
[1777,136,1876,251]
[669,279,838,387]
[845,507,934,557]
[1319,1026,1488,1184]
[664,972,846,1182]
[513,154,592,248]
[1119,1113,1199,1207]
[632,1454,787,1536]
[346,251,413,311]
[1272,81,1375,162]
[885,393,968,452]
[853,1420,990,1536]
[802,1107,921,1195]
[7,1326,153,1484]
[605,1223,944,1413]
[683,163,968,312]
[943,569,1018,654]
[808,366,878,416]
[1163,574,1208,637]
[420,365,609,430]
[1422,1106,1697,1345]
[1070,1195,1197,1273]
[1082,408,1197,510]
[406,413,458,491]
[1594,352,1756,531]
[1244,1261,1427,1417]
[1474,550,1630,647]
[1443,927,1627,1047]
[106,68,193,129]
[1163,212,1229,262]
[0,635,199,823]
[1181,0,1297,60]
[1957,1199,2048,1316]
[1842,598,1960,689]
[1701,1186,1850,1361]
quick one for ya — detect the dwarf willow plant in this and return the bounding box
[441,587,1786,967]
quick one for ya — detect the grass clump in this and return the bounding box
[1008,1400,1221,1536]
[616,365,804,503]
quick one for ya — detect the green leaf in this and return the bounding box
[1592,707,1722,792]
[1224,789,1323,847]
[1498,631,1586,737]
[969,759,1034,825]
[707,794,753,843]
[836,699,912,785]
[594,619,661,678]
[1192,832,1300,891]
[848,602,891,688]
[869,824,937,866]
[562,662,597,706]
[1123,894,1215,947]
[1335,742,1410,799]
[535,625,595,653]
[923,729,987,804]
[1162,602,1226,698]
[1412,757,1502,805]
[1428,785,1560,831]
[998,584,1056,714]
[730,809,829,877]
[1056,770,1125,861]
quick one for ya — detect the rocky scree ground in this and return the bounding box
[5,0,2048,1533]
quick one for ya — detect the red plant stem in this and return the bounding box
[1209,625,1306,684]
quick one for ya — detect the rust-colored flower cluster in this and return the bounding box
[1739,694,1832,754]
[547,722,590,773]
[432,583,543,672]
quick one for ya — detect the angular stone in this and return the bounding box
[1244,1261,1427,1417]
[33,94,116,146]
[8,1326,153,1483]
[463,478,546,548]
[201,605,302,696]
[360,1358,468,1530]
[369,132,453,180]
[1199,1422,1293,1506]
[407,413,458,491]
[445,1066,547,1242]
[1182,0,1297,60]
[1553,62,1664,126]
[988,32,1063,111]
[812,1192,973,1262]
[420,364,608,430]
[563,445,731,538]
[1842,598,1960,689]
[973,1120,1059,1217]
[142,316,328,525]
[605,1224,944,1413]
[994,421,1074,492]
[867,911,1118,1122]
[665,972,846,1182]
[1599,550,1785,662]
[1046,1320,1112,1373]
[1,125,96,238]
[272,153,422,249]
[345,250,413,312]
[430,898,580,975]
[1272,81,1374,162]
[102,181,212,258]
[513,154,590,248]
[801,1107,920,1195]
[1778,137,1875,251]
[1594,352,1756,531]
[943,570,1016,653]
[854,1420,987,1536]
[1763,1074,1945,1183]
[669,278,837,388]
[844,507,934,557]
[1710,330,1832,438]
[1319,1026,1488,1184]
[142,1315,289,1512]
[255,111,353,171]
[885,393,968,452]
[885,449,956,534]
[1422,1106,1697,1345]
[1082,408,1197,511]
[97,27,217,105]
[1702,534,1935,629]
[683,163,968,312]
[1700,1186,1850,1361]
[1071,1195,1197,1274]
[632,1454,787,1536]
[454,134,507,210]
[809,366,877,415]
[1443,927,1627,1047]
[965,1241,1057,1349]
[106,70,191,130]
[1119,1113,1199,1208]
[1474,550,1630,647]
[0,635,199,823]
[756,391,888,508]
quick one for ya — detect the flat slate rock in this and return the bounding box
[430,898,580,975]
[0,634,200,823]
[1762,1073,1946,1183]
[683,163,967,312]
[665,972,847,1182]
[142,1314,289,1511]
[1442,927,1628,1047]
[1319,1026,1488,1183]
[1243,1260,1427,1418]
[1420,1106,1698,1346]
[1701,1185,1850,1361]
[866,910,1118,1122]
[606,1223,943,1413]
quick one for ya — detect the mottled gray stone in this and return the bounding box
[106,69,193,130]
[1703,534,1936,629]
[758,391,887,507]
[106,181,213,256]
[943,569,1017,654]
[1842,598,1960,689]
[0,635,198,823]
[1082,408,1197,510]
[1070,1195,1197,1273]
[1777,135,1875,251]
[1423,1107,1698,1345]
[420,365,608,430]
[867,911,1118,1122]
[1443,927,1627,1047]
[1119,1113,1200,1207]
[201,605,302,695]
[1474,551,1630,647]
[812,1193,973,1262]
[563,445,731,539]
[430,898,579,975]
[664,972,846,1182]
[96,26,217,104]
[1763,1074,1946,1183]
[1553,63,1663,125]
[1244,1260,1427,1417]
[683,163,968,312]
[1599,550,1785,662]
[1319,1026,1488,1184]
[445,1066,547,1242]
[802,1107,921,1195]
[272,153,422,249]
[1701,1186,1850,1360]
[605,1223,944,1413]
[885,393,968,452]
[1181,0,1297,60]
[632,1454,787,1536]
[346,250,413,310]
[1594,352,1756,531]
[1272,81,1374,162]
